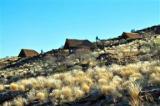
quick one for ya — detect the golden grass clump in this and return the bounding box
[98,71,113,80]
[73,87,84,98]
[19,79,34,90]
[58,73,71,81]
[109,64,122,72]
[140,67,150,74]
[129,73,143,81]
[13,97,27,106]
[52,73,60,79]
[73,77,81,85]
[83,78,93,87]
[117,63,142,78]
[20,79,32,87]
[98,78,108,85]
[119,67,134,78]
[86,68,95,75]
[127,64,140,73]
[35,76,47,88]
[2,101,12,106]
[112,75,122,83]
[89,60,97,67]
[45,78,55,88]
[45,79,62,89]
[62,75,75,86]
[10,83,19,91]
[153,66,160,72]
[81,83,90,93]
[128,82,141,106]
[0,84,4,91]
[50,89,61,99]
[110,75,123,89]
[122,81,132,89]
[149,72,160,84]
[88,67,113,81]
[61,86,73,99]
[72,70,85,77]
[36,91,48,101]
[96,66,106,72]
[27,89,36,101]
[18,85,25,91]
[100,85,115,95]
[19,77,62,90]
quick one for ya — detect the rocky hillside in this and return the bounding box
[0,25,160,106]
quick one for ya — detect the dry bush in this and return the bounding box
[128,82,141,106]
[50,89,61,99]
[0,84,4,91]
[61,86,73,101]
[2,101,12,106]
[100,85,115,95]
[36,91,48,101]
[10,83,19,91]
[81,83,90,93]
[13,97,27,106]
[73,87,84,98]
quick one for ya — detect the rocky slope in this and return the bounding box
[0,25,160,106]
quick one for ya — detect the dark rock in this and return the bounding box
[62,91,130,106]
[26,100,53,106]
[139,86,160,103]
[0,91,27,104]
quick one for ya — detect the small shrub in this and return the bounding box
[128,82,141,106]
[61,86,72,99]
[81,83,90,93]
[10,83,19,91]
[0,84,4,91]
[36,91,47,101]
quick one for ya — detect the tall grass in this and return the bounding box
[128,82,141,106]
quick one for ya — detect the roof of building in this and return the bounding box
[18,49,39,57]
[122,32,143,39]
[64,39,93,49]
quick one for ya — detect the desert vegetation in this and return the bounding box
[0,60,159,106]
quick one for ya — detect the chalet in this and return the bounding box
[18,49,39,58]
[120,32,143,40]
[64,39,93,53]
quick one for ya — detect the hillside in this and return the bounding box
[0,25,160,106]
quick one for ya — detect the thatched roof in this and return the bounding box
[64,39,93,49]
[121,32,143,39]
[18,49,39,58]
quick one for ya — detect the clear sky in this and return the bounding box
[0,0,160,58]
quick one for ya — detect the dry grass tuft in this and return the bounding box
[13,97,27,106]
[2,101,12,106]
[81,83,90,93]
[128,82,141,106]
[36,91,48,101]
[0,84,4,91]
[61,86,73,99]
[100,85,115,95]
[50,89,61,99]
[10,83,19,91]
[73,87,84,98]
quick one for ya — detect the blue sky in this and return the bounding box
[0,0,160,58]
